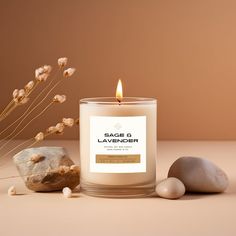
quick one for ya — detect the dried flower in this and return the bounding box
[63,68,76,77]
[18,97,29,105]
[18,89,26,99]
[43,65,52,73]
[55,122,65,133]
[62,118,74,127]
[12,89,19,99]
[12,89,29,104]
[30,154,44,163]
[35,65,52,81]
[62,187,72,198]
[53,94,66,103]
[70,165,80,172]
[35,132,44,141]
[58,57,68,68]
[24,80,34,92]
[46,126,58,134]
[8,186,16,196]
[59,165,70,174]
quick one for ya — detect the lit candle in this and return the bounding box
[80,80,157,197]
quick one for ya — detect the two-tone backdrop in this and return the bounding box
[1,0,236,140]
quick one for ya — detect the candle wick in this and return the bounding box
[117,98,122,105]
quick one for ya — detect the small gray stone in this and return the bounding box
[156,177,185,199]
[13,147,80,192]
[168,156,229,193]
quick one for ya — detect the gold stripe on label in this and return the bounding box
[96,154,141,164]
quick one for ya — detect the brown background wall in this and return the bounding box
[1,0,236,140]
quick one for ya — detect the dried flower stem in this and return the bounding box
[0,100,14,118]
[0,138,33,161]
[0,102,54,152]
[0,71,59,138]
[0,78,63,142]
[0,103,17,121]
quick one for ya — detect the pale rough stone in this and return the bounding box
[168,156,229,193]
[156,177,185,199]
[13,147,80,192]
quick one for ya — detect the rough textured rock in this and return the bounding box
[13,147,80,192]
[156,177,185,199]
[168,156,229,193]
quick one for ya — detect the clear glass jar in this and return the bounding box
[80,97,157,197]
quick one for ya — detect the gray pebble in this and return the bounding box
[168,156,229,193]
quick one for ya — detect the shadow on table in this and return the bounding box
[177,177,236,200]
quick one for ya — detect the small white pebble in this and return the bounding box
[8,186,16,196]
[62,187,72,198]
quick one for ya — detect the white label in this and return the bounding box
[90,116,146,173]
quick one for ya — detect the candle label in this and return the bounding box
[90,116,146,173]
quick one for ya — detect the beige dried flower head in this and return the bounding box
[13,89,28,104]
[35,132,44,141]
[18,97,30,105]
[12,89,19,99]
[58,57,68,68]
[35,65,52,82]
[55,122,65,133]
[30,154,44,163]
[43,65,52,73]
[24,80,34,92]
[63,68,76,77]
[62,118,74,127]
[46,126,58,134]
[18,89,26,99]
[53,95,66,103]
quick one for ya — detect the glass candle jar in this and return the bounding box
[79,97,157,197]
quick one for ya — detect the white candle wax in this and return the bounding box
[80,97,157,197]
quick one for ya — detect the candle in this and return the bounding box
[80,80,157,197]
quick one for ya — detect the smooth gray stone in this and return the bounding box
[156,177,185,199]
[168,156,229,193]
[13,147,80,192]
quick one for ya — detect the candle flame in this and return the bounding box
[116,79,123,103]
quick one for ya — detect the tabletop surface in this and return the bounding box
[0,140,235,236]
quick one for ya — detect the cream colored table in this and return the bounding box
[0,141,235,236]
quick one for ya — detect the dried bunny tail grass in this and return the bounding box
[53,95,66,103]
[63,68,76,77]
[24,80,35,93]
[35,65,52,81]
[0,79,39,121]
[46,126,58,134]
[55,122,65,133]
[0,101,54,152]
[0,117,79,164]
[62,118,74,127]
[34,132,44,141]
[0,68,66,138]
[58,57,68,68]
